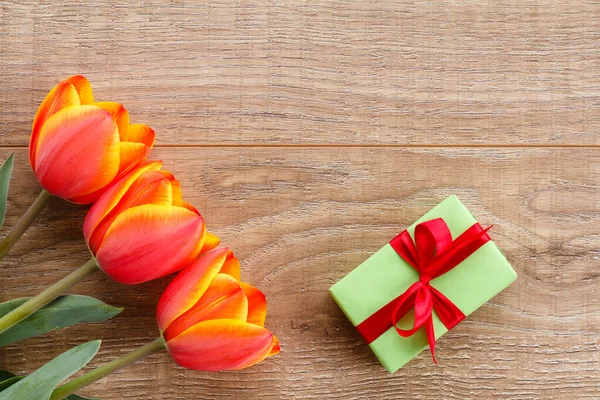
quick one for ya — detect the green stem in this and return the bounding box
[50,337,166,400]
[0,189,52,261]
[0,257,99,335]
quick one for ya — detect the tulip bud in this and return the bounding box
[29,75,154,204]
[83,161,219,284]
[156,248,280,371]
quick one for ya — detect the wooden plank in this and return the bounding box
[2,1,600,146]
[0,147,598,399]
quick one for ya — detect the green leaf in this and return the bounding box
[0,153,14,229]
[0,376,23,391]
[0,295,122,347]
[0,340,101,400]
[0,374,97,399]
[0,372,14,382]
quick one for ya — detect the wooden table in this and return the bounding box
[1,1,599,399]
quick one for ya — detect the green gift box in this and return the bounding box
[329,195,517,373]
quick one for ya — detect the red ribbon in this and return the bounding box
[356,218,491,363]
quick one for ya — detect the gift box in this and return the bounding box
[329,195,517,373]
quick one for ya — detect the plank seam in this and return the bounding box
[0,144,598,149]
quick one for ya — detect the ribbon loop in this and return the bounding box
[414,218,453,267]
[356,218,491,364]
[391,281,438,339]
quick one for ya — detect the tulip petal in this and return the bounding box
[83,161,162,241]
[120,171,174,207]
[76,144,154,205]
[200,232,221,253]
[220,250,241,281]
[156,248,229,331]
[67,75,94,104]
[128,124,155,148]
[68,190,104,205]
[30,80,80,168]
[87,174,174,253]
[240,283,267,326]
[95,204,206,284]
[170,179,183,206]
[164,273,248,341]
[94,102,129,141]
[118,142,150,175]
[166,319,277,371]
[34,105,120,201]
[182,202,200,214]
[159,170,176,181]
[269,336,281,356]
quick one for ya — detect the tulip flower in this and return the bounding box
[30,75,155,203]
[157,247,280,370]
[0,75,155,260]
[50,249,279,400]
[83,160,219,284]
[0,162,219,334]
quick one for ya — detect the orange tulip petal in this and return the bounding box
[68,190,105,205]
[118,142,150,176]
[34,105,120,201]
[71,155,156,205]
[156,248,229,331]
[30,80,80,168]
[87,175,174,253]
[268,336,281,357]
[240,282,267,326]
[128,124,155,148]
[164,273,248,341]
[170,179,183,206]
[120,170,175,207]
[182,202,200,214]
[160,170,175,180]
[200,232,221,253]
[95,204,205,284]
[83,161,162,241]
[67,75,94,104]
[220,250,241,281]
[166,319,277,371]
[269,335,281,356]
[94,101,129,141]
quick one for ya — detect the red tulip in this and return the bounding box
[83,161,219,284]
[156,248,280,371]
[29,75,154,203]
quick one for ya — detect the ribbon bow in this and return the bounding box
[356,218,491,363]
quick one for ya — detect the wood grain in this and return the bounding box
[0,147,598,399]
[2,1,600,145]
[1,0,599,398]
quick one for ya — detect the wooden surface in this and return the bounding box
[0,1,599,399]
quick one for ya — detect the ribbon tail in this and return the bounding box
[430,286,466,330]
[425,287,466,364]
[424,315,437,364]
